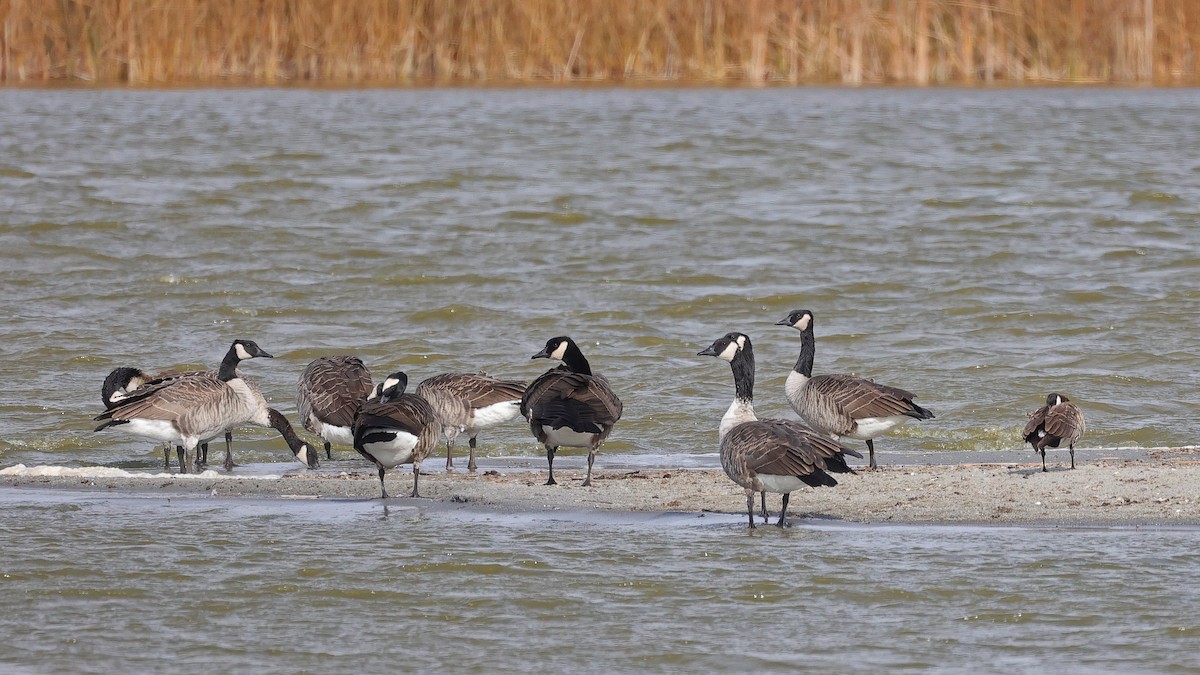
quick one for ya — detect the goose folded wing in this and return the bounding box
[1044,404,1084,440]
[103,369,211,407]
[811,374,916,418]
[357,398,437,432]
[1022,405,1049,440]
[305,381,365,428]
[94,376,226,422]
[770,419,864,460]
[725,422,825,477]
[574,374,623,422]
[456,375,527,407]
[530,397,605,433]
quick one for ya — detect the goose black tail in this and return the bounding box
[907,402,935,420]
[94,419,128,432]
[822,452,859,475]
[799,469,838,488]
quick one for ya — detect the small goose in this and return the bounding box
[94,340,317,472]
[102,367,235,471]
[520,337,623,487]
[352,372,441,499]
[1022,393,1085,471]
[699,332,860,528]
[296,356,374,460]
[416,372,526,471]
[776,309,934,470]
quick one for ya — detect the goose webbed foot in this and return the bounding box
[775,493,791,528]
[467,437,478,472]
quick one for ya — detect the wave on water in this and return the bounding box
[0,464,283,480]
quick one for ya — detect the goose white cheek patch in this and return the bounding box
[550,342,568,360]
[234,343,252,360]
[718,342,739,362]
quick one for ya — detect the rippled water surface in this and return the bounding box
[2,489,1199,673]
[2,88,1199,670]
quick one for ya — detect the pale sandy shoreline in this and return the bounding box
[4,448,1200,527]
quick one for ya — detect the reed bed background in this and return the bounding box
[2,0,1197,85]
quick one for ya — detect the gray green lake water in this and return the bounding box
[1,87,1198,671]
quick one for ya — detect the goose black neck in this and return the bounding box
[561,343,593,376]
[218,347,242,381]
[791,328,815,378]
[268,408,305,454]
[730,344,755,402]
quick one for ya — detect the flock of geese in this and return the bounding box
[92,309,1086,529]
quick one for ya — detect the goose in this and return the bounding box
[520,337,622,487]
[296,356,374,461]
[776,309,934,470]
[102,367,235,471]
[416,373,526,471]
[1022,393,1085,471]
[352,372,441,499]
[94,340,317,473]
[699,332,860,528]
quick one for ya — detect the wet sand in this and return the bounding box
[3,447,1199,526]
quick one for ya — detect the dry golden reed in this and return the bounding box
[1,0,1196,85]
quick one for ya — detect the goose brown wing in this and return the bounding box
[581,373,623,423]
[1044,403,1085,443]
[354,395,437,437]
[724,421,828,478]
[421,373,526,408]
[298,357,373,430]
[457,374,527,408]
[1022,405,1050,442]
[522,370,621,426]
[809,373,918,419]
[519,366,572,419]
[94,375,227,422]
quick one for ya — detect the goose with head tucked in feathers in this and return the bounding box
[94,340,317,473]
[416,372,526,472]
[102,366,237,471]
[352,372,441,499]
[296,355,374,461]
[520,337,622,487]
[776,309,934,470]
[1023,393,1085,471]
[699,332,860,528]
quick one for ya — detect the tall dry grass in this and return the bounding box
[1,0,1196,85]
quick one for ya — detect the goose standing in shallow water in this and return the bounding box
[520,337,622,486]
[416,373,526,472]
[1023,393,1085,471]
[296,356,374,461]
[352,372,441,499]
[103,367,236,471]
[776,309,934,470]
[94,340,317,472]
[699,332,860,528]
